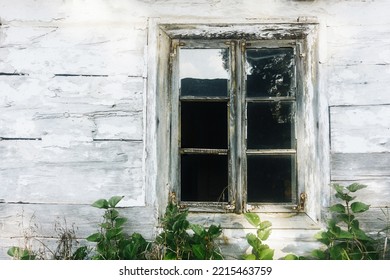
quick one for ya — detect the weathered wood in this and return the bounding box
[331,180,390,207]
[327,24,390,65]
[0,75,143,140]
[331,153,390,181]
[0,203,156,239]
[188,212,320,230]
[0,141,145,205]
[328,64,390,106]
[0,25,146,75]
[330,105,390,153]
[220,228,322,259]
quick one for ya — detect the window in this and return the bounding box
[171,39,300,212]
[151,22,325,221]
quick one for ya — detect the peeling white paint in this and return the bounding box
[1,0,390,259]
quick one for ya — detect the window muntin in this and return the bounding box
[175,40,299,211]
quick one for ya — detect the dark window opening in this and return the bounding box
[247,155,294,203]
[181,101,228,149]
[181,154,228,202]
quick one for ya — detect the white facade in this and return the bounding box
[0,0,389,259]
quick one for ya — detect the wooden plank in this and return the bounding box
[188,212,320,230]
[0,75,143,140]
[0,203,156,239]
[220,228,321,259]
[327,24,390,65]
[0,141,145,205]
[330,106,390,153]
[328,64,390,106]
[0,25,146,75]
[331,153,390,181]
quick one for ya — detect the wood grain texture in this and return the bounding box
[330,105,390,153]
[0,75,144,140]
[0,141,145,205]
[0,25,146,75]
[331,153,390,181]
[328,64,390,106]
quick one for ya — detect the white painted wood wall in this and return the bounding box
[1,0,389,259]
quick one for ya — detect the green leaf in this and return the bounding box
[244,213,261,227]
[207,224,222,238]
[115,217,127,228]
[92,199,109,209]
[329,243,348,260]
[283,254,299,260]
[311,249,327,260]
[192,244,206,260]
[259,248,274,260]
[108,196,124,208]
[7,247,34,259]
[246,233,260,248]
[7,246,19,257]
[190,224,205,236]
[259,221,272,230]
[338,230,354,239]
[173,219,189,232]
[330,203,346,213]
[105,209,119,220]
[257,228,272,241]
[338,213,354,224]
[333,184,345,194]
[335,192,356,202]
[86,232,103,242]
[243,254,256,260]
[106,227,123,240]
[346,183,367,193]
[163,252,177,260]
[72,246,89,260]
[351,202,370,213]
[314,231,332,245]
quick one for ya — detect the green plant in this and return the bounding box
[86,196,150,260]
[155,199,223,260]
[312,183,378,260]
[7,247,36,260]
[377,206,390,259]
[8,216,88,260]
[243,212,274,260]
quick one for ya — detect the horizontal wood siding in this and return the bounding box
[0,75,143,140]
[1,0,390,259]
[0,204,156,259]
[0,141,144,205]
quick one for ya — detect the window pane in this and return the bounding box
[246,48,294,97]
[180,49,229,97]
[181,101,227,149]
[247,102,294,149]
[247,155,294,203]
[181,154,228,202]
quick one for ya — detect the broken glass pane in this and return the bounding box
[181,101,227,149]
[181,154,228,202]
[247,155,294,203]
[247,102,294,149]
[180,49,229,97]
[246,48,294,97]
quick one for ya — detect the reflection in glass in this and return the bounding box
[180,49,229,97]
[181,101,227,149]
[247,155,293,203]
[247,102,294,149]
[181,154,228,202]
[246,48,294,97]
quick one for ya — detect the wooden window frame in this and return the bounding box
[148,20,327,225]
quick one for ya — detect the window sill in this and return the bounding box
[187,212,320,230]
